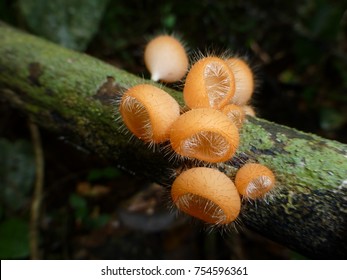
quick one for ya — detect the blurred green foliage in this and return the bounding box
[0,218,29,259]
[87,167,122,182]
[0,139,35,259]
[0,138,35,212]
[69,193,110,229]
[16,0,109,51]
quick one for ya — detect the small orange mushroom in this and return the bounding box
[183,56,235,109]
[170,108,239,163]
[171,167,241,225]
[235,163,275,199]
[119,84,180,143]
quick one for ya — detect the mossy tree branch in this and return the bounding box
[1,22,346,259]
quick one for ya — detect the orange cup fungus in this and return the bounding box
[144,35,189,83]
[183,56,235,109]
[119,84,180,143]
[225,57,254,106]
[221,104,246,129]
[235,163,275,199]
[170,108,239,163]
[171,167,241,225]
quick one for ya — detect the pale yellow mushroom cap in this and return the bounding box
[144,35,189,83]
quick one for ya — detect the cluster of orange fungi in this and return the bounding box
[119,34,275,226]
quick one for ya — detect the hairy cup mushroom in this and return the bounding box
[183,56,235,109]
[170,108,239,163]
[119,84,180,144]
[171,167,241,225]
[235,163,276,199]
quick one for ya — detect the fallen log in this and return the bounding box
[1,22,346,259]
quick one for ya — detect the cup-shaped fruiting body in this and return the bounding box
[183,56,235,109]
[170,108,239,163]
[171,167,241,225]
[225,57,254,105]
[235,163,275,199]
[119,84,180,143]
[221,104,246,129]
[144,35,189,83]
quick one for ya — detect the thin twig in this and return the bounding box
[28,118,44,260]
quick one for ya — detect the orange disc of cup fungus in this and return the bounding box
[119,84,180,143]
[235,163,275,199]
[221,104,246,129]
[225,57,254,105]
[171,167,241,225]
[183,56,235,109]
[170,108,239,163]
[144,35,189,83]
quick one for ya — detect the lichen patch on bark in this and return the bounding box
[94,76,125,106]
[28,62,43,86]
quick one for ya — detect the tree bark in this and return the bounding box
[1,22,346,259]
